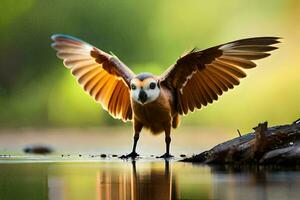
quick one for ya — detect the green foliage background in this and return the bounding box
[0,0,299,130]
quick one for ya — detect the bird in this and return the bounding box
[51,34,280,158]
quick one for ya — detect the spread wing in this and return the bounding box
[51,34,135,121]
[160,37,280,115]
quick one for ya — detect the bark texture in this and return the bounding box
[183,119,300,165]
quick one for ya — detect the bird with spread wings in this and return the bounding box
[51,34,279,158]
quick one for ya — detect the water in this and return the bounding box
[0,160,299,200]
[0,128,299,199]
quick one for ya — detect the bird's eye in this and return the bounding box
[149,82,156,90]
[131,84,136,90]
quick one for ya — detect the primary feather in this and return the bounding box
[160,37,280,115]
[51,34,135,121]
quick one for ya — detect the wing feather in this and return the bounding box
[84,72,105,92]
[210,65,240,85]
[95,75,112,102]
[160,37,280,114]
[116,88,126,117]
[202,69,223,95]
[198,73,215,102]
[213,60,246,78]
[206,66,234,89]
[90,74,109,97]
[205,71,228,91]
[108,81,122,116]
[71,63,98,76]
[51,34,135,121]
[193,73,209,106]
[184,83,196,111]
[77,67,100,84]
[188,76,202,109]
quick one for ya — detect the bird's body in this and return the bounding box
[132,82,176,134]
[51,34,280,158]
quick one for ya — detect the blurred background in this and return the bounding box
[1,2,299,199]
[0,0,299,132]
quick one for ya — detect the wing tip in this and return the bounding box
[50,42,56,50]
[51,34,87,44]
[51,34,67,41]
[243,36,282,41]
[254,36,283,45]
[222,36,283,48]
[271,36,282,45]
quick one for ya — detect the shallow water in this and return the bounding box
[0,160,300,200]
[0,128,299,200]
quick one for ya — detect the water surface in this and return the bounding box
[0,160,299,200]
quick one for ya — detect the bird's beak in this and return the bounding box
[138,90,147,104]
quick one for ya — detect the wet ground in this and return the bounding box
[0,127,235,156]
[0,128,300,200]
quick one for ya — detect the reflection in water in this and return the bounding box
[0,162,300,200]
[95,161,177,200]
[211,165,300,200]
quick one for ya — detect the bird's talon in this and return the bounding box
[122,152,139,159]
[158,153,174,159]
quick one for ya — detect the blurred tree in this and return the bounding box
[0,0,299,129]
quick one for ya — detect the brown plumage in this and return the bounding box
[51,34,280,158]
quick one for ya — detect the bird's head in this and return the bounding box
[130,73,160,105]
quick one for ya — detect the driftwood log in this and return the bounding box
[183,119,300,165]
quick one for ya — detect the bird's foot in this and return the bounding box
[158,153,174,159]
[121,152,139,159]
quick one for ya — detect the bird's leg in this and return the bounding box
[159,136,173,158]
[125,122,142,158]
[126,134,139,158]
[159,125,174,158]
